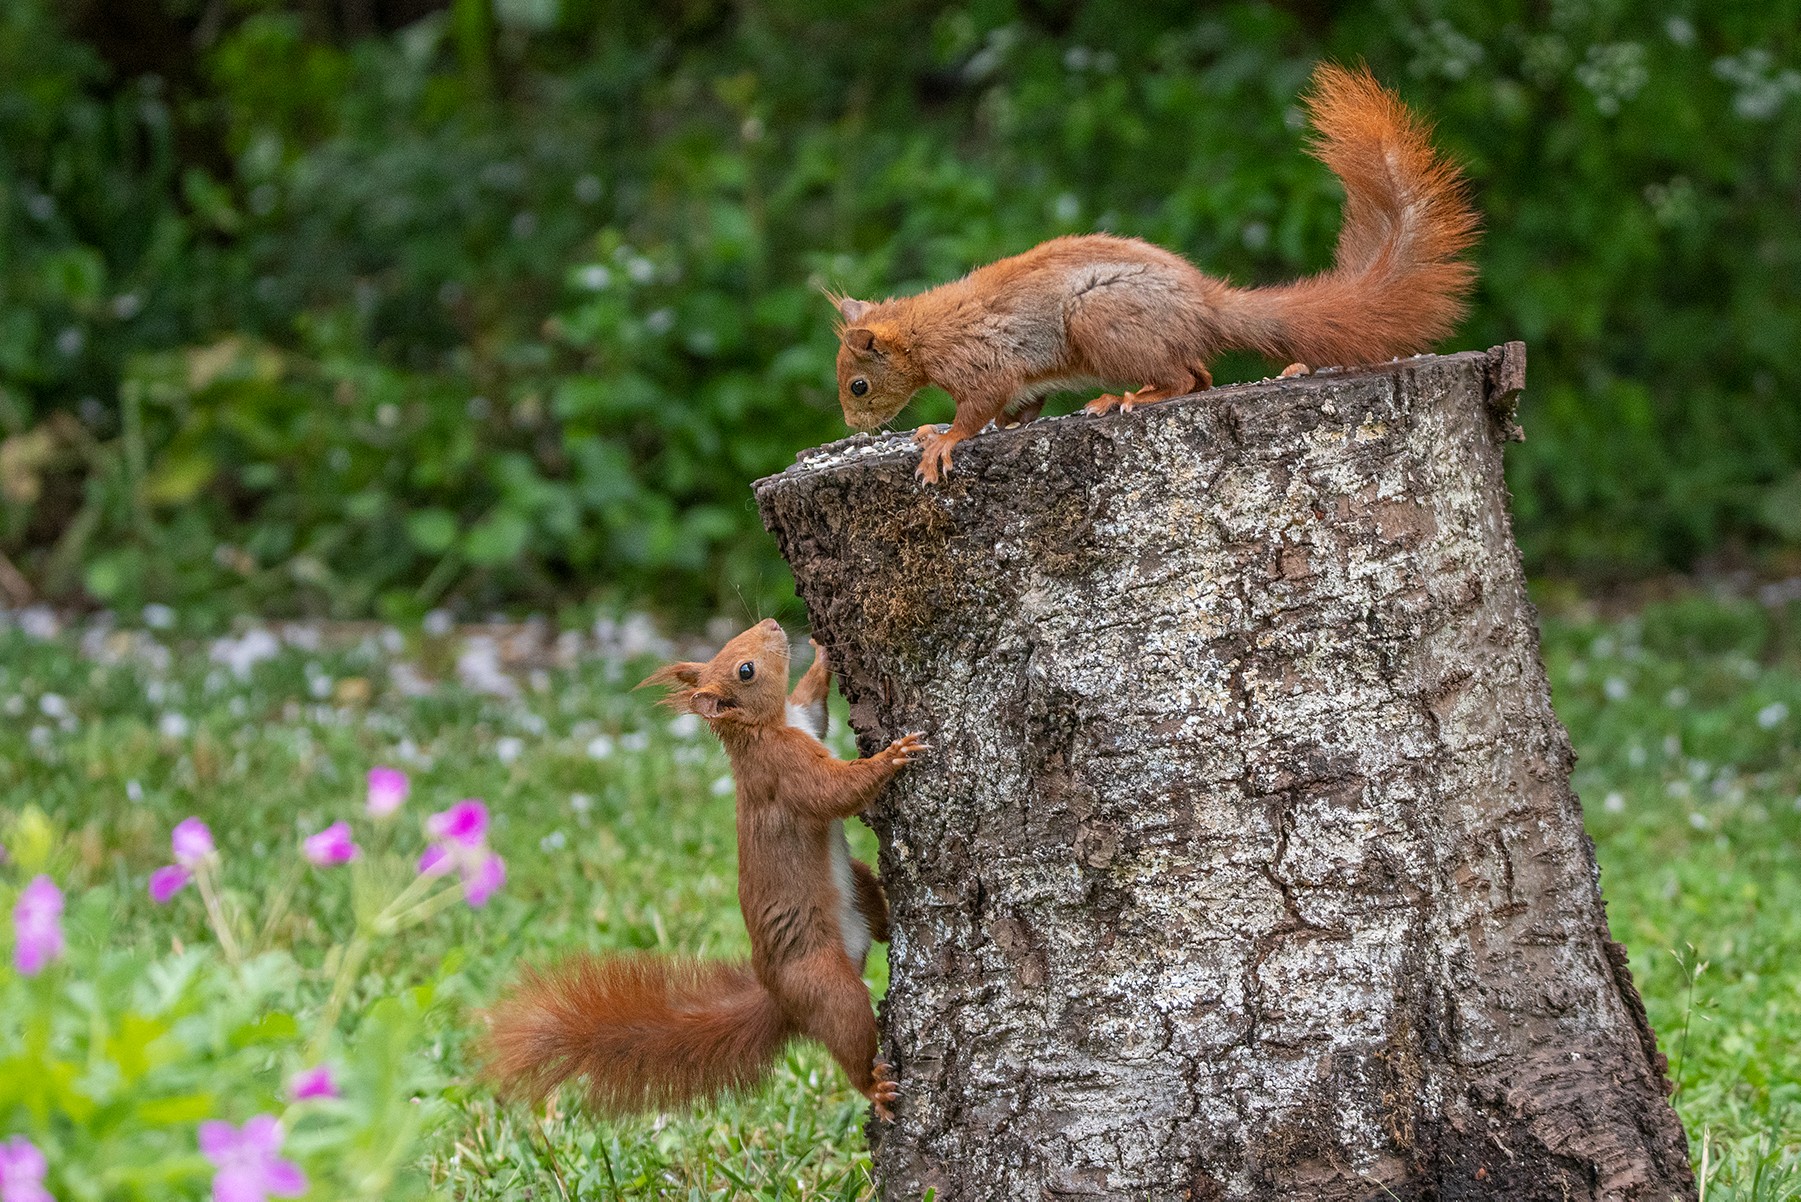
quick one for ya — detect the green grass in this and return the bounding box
[1,588,1798,1197]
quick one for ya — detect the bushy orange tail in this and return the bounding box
[1220,63,1480,368]
[481,953,791,1114]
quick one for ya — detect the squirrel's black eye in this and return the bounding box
[850,378,869,398]
[737,661,756,682]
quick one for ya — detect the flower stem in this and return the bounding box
[376,881,466,933]
[311,934,372,1058]
[194,859,243,965]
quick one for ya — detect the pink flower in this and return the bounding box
[365,766,409,817]
[418,800,504,908]
[12,875,64,976]
[300,822,357,867]
[417,844,451,877]
[199,1115,306,1202]
[148,865,192,904]
[287,1065,339,1102]
[171,818,215,867]
[424,800,488,847]
[0,1134,52,1202]
[462,852,506,908]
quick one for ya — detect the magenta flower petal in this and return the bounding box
[12,874,65,976]
[262,1159,307,1197]
[301,821,358,867]
[211,1164,264,1202]
[200,1114,306,1202]
[424,800,488,848]
[197,1120,238,1161]
[366,766,409,817]
[149,864,193,904]
[417,844,450,877]
[0,1135,50,1201]
[287,1064,340,1101]
[239,1115,283,1156]
[171,817,215,866]
[461,851,506,908]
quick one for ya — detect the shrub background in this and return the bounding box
[2,0,1798,623]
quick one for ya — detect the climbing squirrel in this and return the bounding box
[480,618,927,1119]
[831,64,1480,482]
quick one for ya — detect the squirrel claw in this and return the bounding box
[887,731,930,764]
[868,1061,901,1120]
[913,428,957,484]
[1084,392,1127,416]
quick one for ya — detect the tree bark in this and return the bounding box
[754,346,1693,1201]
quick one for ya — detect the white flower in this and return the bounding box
[711,775,735,797]
[1756,702,1789,730]
[569,793,594,814]
[495,736,524,765]
[210,628,281,679]
[585,735,614,760]
[539,830,567,852]
[668,712,702,740]
[620,731,650,753]
[1603,791,1625,813]
[456,636,518,698]
[1603,676,1630,701]
[158,712,191,739]
[126,779,144,803]
[142,603,176,630]
[38,694,68,720]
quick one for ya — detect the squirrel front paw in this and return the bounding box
[884,731,929,765]
[912,426,957,483]
[867,1059,901,1122]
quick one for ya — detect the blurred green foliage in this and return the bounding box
[1,0,1798,621]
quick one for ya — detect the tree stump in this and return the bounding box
[753,345,1693,1201]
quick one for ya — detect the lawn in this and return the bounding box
[1,586,1798,1198]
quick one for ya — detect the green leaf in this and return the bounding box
[134,1093,217,1125]
[405,507,460,553]
[462,508,529,565]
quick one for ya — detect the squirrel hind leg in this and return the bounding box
[778,951,882,1095]
[1114,364,1214,413]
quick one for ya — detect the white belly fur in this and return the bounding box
[784,699,872,967]
[829,821,873,968]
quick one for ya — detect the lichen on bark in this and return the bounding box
[756,346,1693,1201]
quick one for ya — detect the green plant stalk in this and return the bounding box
[256,860,305,952]
[311,933,372,1058]
[194,858,243,965]
[375,878,470,933]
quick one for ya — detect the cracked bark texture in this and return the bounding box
[754,345,1693,1202]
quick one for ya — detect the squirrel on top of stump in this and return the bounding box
[481,619,927,1119]
[831,63,1481,482]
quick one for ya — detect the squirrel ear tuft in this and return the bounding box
[637,662,702,691]
[837,297,872,324]
[845,327,876,352]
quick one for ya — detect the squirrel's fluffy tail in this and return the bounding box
[480,953,791,1114]
[1218,63,1479,368]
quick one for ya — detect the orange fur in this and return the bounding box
[831,63,1480,482]
[480,622,926,1119]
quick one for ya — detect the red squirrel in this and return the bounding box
[831,64,1481,482]
[481,619,926,1119]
